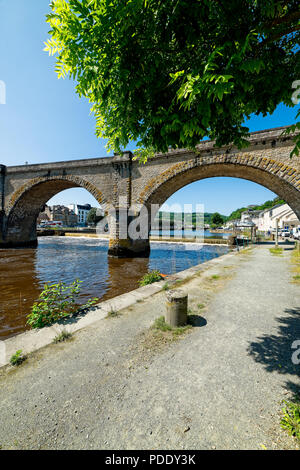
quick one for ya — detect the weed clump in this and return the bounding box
[10,350,27,366]
[139,270,163,286]
[53,330,72,343]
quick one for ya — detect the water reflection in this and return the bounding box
[0,248,41,338]
[0,237,228,339]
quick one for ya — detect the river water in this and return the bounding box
[0,237,228,339]
[150,229,230,238]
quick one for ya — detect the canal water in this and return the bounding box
[0,237,228,339]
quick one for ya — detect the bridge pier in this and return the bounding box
[0,162,39,248]
[107,207,150,258]
[0,222,38,249]
[108,237,150,258]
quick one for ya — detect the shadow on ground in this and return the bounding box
[247,307,300,394]
[188,315,207,327]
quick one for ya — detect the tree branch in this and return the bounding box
[259,25,300,47]
[265,10,300,29]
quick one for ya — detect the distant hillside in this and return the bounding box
[227,196,285,221]
[155,212,227,226]
[155,196,286,226]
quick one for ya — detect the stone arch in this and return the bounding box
[138,154,300,224]
[4,175,108,247]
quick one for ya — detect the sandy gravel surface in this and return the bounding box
[0,245,299,450]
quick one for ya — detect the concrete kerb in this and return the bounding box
[0,248,239,368]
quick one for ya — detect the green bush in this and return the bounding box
[139,270,163,287]
[26,280,99,329]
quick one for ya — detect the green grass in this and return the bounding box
[281,399,300,442]
[197,303,205,310]
[153,316,172,332]
[162,282,170,291]
[290,248,300,283]
[152,316,191,336]
[170,276,193,288]
[9,350,27,366]
[269,247,283,256]
[53,330,72,343]
[209,274,220,280]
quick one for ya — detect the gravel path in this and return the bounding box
[0,244,299,450]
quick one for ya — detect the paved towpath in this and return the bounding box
[0,244,299,450]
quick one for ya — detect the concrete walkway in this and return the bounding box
[0,245,299,450]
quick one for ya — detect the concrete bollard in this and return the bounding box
[165,290,188,327]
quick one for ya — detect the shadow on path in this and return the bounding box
[247,307,300,393]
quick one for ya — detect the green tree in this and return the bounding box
[86,207,104,226]
[211,212,224,226]
[227,196,285,220]
[45,1,300,159]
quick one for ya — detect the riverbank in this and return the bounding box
[0,243,299,449]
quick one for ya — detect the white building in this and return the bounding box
[224,219,239,229]
[68,204,91,226]
[243,204,299,233]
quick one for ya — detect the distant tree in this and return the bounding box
[45,1,300,160]
[227,196,285,220]
[86,207,103,226]
[227,207,248,221]
[211,212,224,226]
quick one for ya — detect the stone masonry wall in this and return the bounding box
[1,126,300,252]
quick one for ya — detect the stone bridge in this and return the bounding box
[0,126,299,257]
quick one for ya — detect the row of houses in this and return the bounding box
[226,203,300,233]
[37,204,92,227]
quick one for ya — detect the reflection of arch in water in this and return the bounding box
[0,247,40,339]
[5,176,107,247]
[104,256,150,300]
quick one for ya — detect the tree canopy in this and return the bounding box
[227,196,285,220]
[211,212,225,226]
[86,207,104,225]
[45,0,300,158]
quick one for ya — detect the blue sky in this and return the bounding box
[0,1,298,215]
